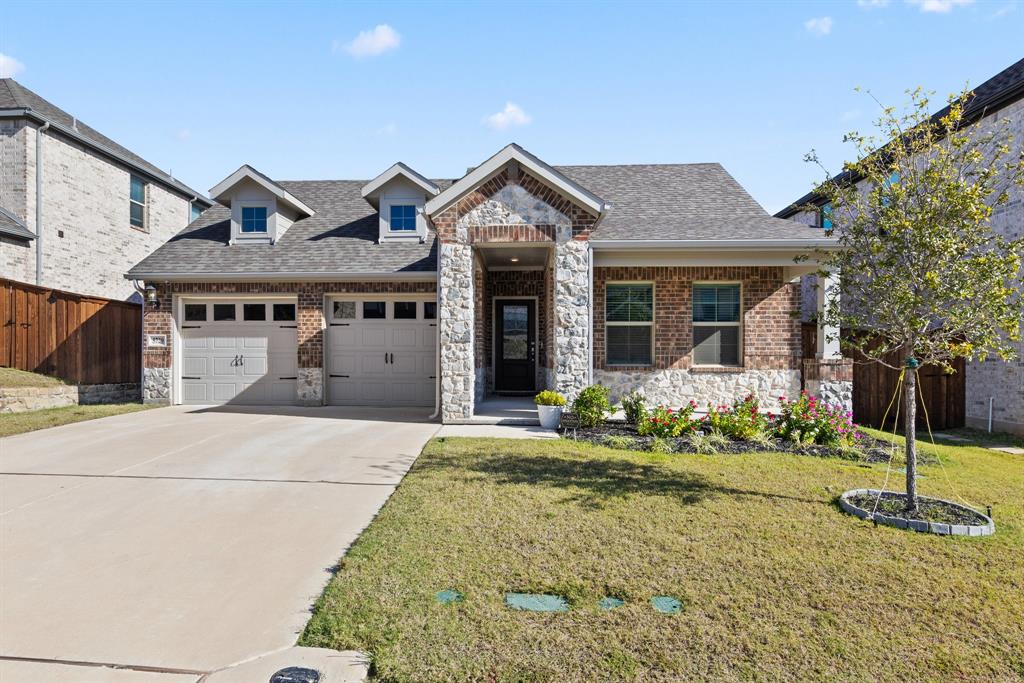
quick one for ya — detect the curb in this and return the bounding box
[838,488,995,536]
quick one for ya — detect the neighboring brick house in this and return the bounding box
[776,57,1024,435]
[0,79,211,300]
[129,144,845,421]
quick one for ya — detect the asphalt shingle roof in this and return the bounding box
[0,79,208,204]
[128,164,828,278]
[0,206,34,241]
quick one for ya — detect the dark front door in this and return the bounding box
[495,299,536,393]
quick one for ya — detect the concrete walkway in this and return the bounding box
[0,406,440,682]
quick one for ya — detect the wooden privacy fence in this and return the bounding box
[801,323,965,430]
[1,278,141,385]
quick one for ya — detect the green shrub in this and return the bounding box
[647,437,673,454]
[637,402,701,438]
[620,391,648,425]
[704,394,771,440]
[772,391,860,448]
[573,385,611,428]
[534,390,567,407]
[601,434,637,450]
[687,432,720,455]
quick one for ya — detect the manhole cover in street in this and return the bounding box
[269,666,321,683]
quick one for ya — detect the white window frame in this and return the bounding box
[129,174,147,232]
[240,204,269,234]
[604,281,655,367]
[692,281,743,368]
[326,294,438,322]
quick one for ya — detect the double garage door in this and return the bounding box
[178,296,436,407]
[326,297,436,407]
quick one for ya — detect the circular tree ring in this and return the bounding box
[839,488,995,536]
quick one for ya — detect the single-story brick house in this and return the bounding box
[128,144,848,422]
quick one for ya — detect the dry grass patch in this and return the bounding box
[0,403,154,437]
[0,367,67,388]
[302,435,1023,682]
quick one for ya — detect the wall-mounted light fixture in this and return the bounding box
[145,284,160,309]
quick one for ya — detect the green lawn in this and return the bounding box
[0,403,155,437]
[302,434,1023,682]
[0,367,67,388]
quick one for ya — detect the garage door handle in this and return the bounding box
[279,376,297,380]
[330,323,350,327]
[279,325,297,329]
[182,376,200,380]
[182,325,201,329]
[329,374,349,378]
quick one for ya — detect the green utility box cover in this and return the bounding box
[505,593,569,612]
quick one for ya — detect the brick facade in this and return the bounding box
[479,269,553,393]
[593,266,802,371]
[0,119,196,301]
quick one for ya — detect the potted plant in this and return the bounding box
[534,390,567,429]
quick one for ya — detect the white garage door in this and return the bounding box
[326,298,436,407]
[179,299,298,405]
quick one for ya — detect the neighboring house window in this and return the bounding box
[819,202,833,230]
[605,283,654,366]
[389,204,416,231]
[130,175,147,230]
[241,206,268,233]
[190,202,203,223]
[693,284,741,366]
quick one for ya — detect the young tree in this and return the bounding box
[803,88,1024,512]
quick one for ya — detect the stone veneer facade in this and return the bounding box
[141,280,437,405]
[592,266,804,411]
[0,118,197,301]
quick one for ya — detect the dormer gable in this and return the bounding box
[209,165,314,245]
[361,163,440,244]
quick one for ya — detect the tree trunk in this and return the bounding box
[903,364,918,513]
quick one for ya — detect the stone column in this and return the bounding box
[297,285,325,406]
[807,268,853,410]
[554,240,591,401]
[816,269,841,359]
[439,242,475,422]
[142,284,172,405]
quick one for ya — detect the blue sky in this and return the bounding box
[1,0,1021,213]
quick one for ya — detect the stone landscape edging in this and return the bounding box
[0,383,140,413]
[839,488,995,536]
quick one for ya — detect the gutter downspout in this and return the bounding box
[587,240,594,386]
[35,121,50,285]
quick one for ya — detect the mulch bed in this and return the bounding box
[560,421,905,463]
[846,491,988,525]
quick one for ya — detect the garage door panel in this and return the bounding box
[212,383,238,401]
[182,357,208,375]
[331,327,357,346]
[390,354,419,376]
[269,353,297,376]
[240,336,268,350]
[212,356,237,376]
[182,336,210,350]
[360,327,387,347]
[329,354,356,375]
[181,383,208,402]
[241,356,268,376]
[270,382,297,403]
[360,354,387,375]
[391,327,417,348]
[213,336,236,349]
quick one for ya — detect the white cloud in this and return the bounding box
[176,129,192,141]
[484,102,532,130]
[857,0,890,7]
[338,24,401,58]
[375,122,398,136]
[991,3,1016,17]
[0,53,25,78]
[906,0,974,12]
[804,16,833,36]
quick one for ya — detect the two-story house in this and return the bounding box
[776,57,1024,436]
[0,78,211,301]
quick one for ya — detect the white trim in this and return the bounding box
[425,143,605,216]
[594,250,828,268]
[692,281,743,368]
[361,162,440,200]
[491,296,541,393]
[604,281,655,368]
[209,165,314,217]
[590,238,839,250]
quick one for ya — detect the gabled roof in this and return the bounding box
[775,56,1024,218]
[425,143,606,217]
[0,79,211,206]
[0,206,34,241]
[209,165,315,217]
[361,162,440,208]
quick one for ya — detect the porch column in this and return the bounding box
[439,242,475,421]
[554,240,591,401]
[805,268,853,410]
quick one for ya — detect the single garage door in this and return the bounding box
[327,297,436,406]
[179,299,298,405]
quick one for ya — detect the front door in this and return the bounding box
[495,300,536,393]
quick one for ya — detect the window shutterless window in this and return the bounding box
[213,303,236,321]
[363,301,386,319]
[273,304,296,322]
[605,283,653,366]
[389,204,416,231]
[692,284,741,366]
[184,304,206,322]
[394,302,417,319]
[333,301,355,319]
[241,206,268,233]
[130,175,147,230]
[423,301,437,320]
[819,202,833,230]
[243,303,266,321]
[190,202,203,223]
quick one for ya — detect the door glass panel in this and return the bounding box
[273,303,296,321]
[502,305,528,360]
[213,304,236,321]
[333,301,356,319]
[184,304,206,322]
[363,301,386,319]
[394,302,417,319]
[243,303,266,321]
[423,301,437,319]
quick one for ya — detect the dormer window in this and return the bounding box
[242,206,268,233]
[389,205,417,232]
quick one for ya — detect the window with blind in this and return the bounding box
[693,284,741,366]
[605,283,653,366]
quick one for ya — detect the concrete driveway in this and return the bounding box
[0,405,439,681]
